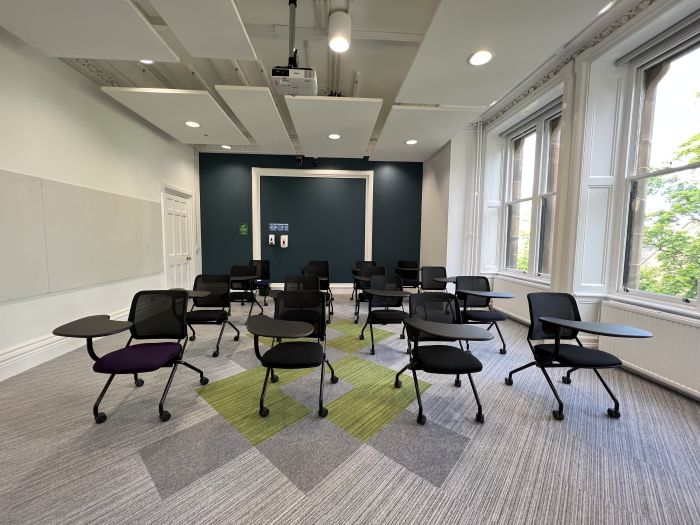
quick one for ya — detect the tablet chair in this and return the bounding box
[359,275,408,354]
[395,260,419,290]
[420,266,447,292]
[456,276,507,354]
[249,259,271,306]
[186,274,240,357]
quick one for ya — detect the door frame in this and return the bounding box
[251,168,374,260]
[159,181,195,288]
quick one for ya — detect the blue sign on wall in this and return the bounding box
[268,223,289,232]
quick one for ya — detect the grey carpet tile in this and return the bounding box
[280,373,353,410]
[257,416,362,493]
[139,415,251,499]
[370,409,469,487]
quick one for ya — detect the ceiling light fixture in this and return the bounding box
[328,133,341,140]
[405,139,418,145]
[328,8,351,53]
[468,50,494,66]
[221,145,232,150]
[185,121,200,128]
[139,59,154,65]
[598,1,615,15]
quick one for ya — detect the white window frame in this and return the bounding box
[616,37,700,312]
[500,104,562,281]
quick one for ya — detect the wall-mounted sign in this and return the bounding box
[269,223,289,232]
[239,222,249,236]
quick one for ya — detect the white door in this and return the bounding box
[164,192,192,289]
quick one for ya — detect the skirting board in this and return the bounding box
[0,307,130,382]
[621,360,700,402]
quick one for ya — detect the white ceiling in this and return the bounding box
[0,0,622,161]
[102,88,249,146]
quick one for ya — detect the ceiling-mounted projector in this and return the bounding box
[272,0,318,96]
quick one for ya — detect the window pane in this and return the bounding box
[623,168,700,300]
[506,200,532,271]
[512,131,536,199]
[538,195,556,275]
[545,116,561,193]
[637,45,700,174]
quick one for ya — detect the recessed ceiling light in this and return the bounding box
[468,50,493,66]
[598,1,614,15]
[185,121,200,128]
[139,59,154,65]
[221,145,231,150]
[328,133,341,140]
[405,139,418,145]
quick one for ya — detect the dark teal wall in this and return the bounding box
[199,154,422,280]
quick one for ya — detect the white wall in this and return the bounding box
[0,29,200,380]
[420,142,451,266]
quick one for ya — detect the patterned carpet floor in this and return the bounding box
[1,295,699,524]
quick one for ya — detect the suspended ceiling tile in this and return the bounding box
[0,0,179,62]
[102,88,248,146]
[285,96,382,158]
[216,86,295,155]
[371,105,482,162]
[150,0,256,60]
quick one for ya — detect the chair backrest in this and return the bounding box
[359,266,385,290]
[455,276,491,308]
[303,265,330,291]
[230,265,257,289]
[527,292,581,341]
[274,290,326,339]
[369,274,404,308]
[284,275,320,291]
[249,260,270,280]
[421,266,447,290]
[192,274,230,308]
[129,290,187,341]
[355,260,376,270]
[407,292,460,341]
[396,260,419,281]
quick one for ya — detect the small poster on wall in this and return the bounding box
[269,223,289,232]
[239,223,249,236]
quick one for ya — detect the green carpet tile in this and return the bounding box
[327,356,430,442]
[198,367,314,445]
[327,328,393,353]
[330,319,363,335]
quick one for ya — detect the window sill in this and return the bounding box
[607,293,700,323]
[494,272,551,288]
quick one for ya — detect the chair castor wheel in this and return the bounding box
[234,335,240,341]
[135,378,144,387]
[331,375,339,384]
[394,378,402,388]
[504,377,513,385]
[212,350,220,358]
[95,412,107,424]
[400,334,405,339]
[259,407,269,417]
[159,411,171,422]
[499,348,506,355]
[417,414,426,425]
[359,334,364,340]
[318,407,328,418]
[552,410,564,421]
[271,374,279,383]
[454,378,462,387]
[607,408,621,419]
[562,376,572,384]
[200,377,209,385]
[189,336,196,342]
[475,413,484,424]
[354,319,358,324]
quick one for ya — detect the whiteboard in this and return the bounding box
[0,169,163,302]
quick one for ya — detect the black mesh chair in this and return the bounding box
[456,276,507,354]
[92,290,208,423]
[230,265,263,316]
[395,260,419,290]
[284,275,320,291]
[351,260,376,300]
[420,266,447,292]
[252,291,338,418]
[303,264,333,322]
[354,265,385,323]
[505,293,623,420]
[249,259,271,306]
[186,274,240,357]
[394,292,484,424]
[359,275,408,354]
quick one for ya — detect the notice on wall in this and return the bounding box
[268,223,289,232]
[239,222,249,236]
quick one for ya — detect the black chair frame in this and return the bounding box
[358,275,407,355]
[457,276,507,355]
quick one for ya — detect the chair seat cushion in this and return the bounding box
[93,343,182,374]
[462,309,506,322]
[414,345,483,374]
[261,341,324,369]
[533,343,622,367]
[186,309,227,324]
[369,310,409,323]
[278,310,321,325]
